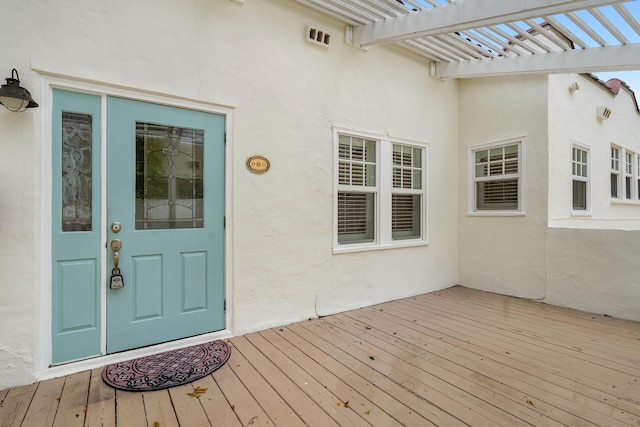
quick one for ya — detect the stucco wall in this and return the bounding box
[546,228,640,322]
[0,0,459,388]
[548,73,640,229]
[458,75,549,299]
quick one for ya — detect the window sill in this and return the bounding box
[570,211,592,217]
[333,240,429,254]
[466,211,526,217]
[610,199,640,206]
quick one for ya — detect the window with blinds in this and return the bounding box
[334,129,428,250]
[392,144,422,240]
[611,146,620,199]
[572,146,589,211]
[472,142,521,212]
[337,135,376,244]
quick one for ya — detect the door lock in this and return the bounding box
[111,221,122,233]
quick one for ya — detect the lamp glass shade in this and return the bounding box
[0,71,39,112]
[0,96,30,112]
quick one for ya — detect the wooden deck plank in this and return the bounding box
[114,389,146,427]
[190,374,242,427]
[296,318,541,427]
[274,325,423,426]
[84,368,115,427]
[334,312,635,426]
[3,286,640,426]
[52,370,90,427]
[443,287,640,340]
[245,330,371,427]
[226,339,307,427]
[21,377,64,427]
[377,298,639,399]
[385,298,640,400]
[0,383,38,427]
[167,384,210,427]
[260,327,399,426]
[413,292,640,367]
[231,334,340,427]
[140,390,177,427]
[213,360,273,426]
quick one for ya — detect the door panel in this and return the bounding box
[106,97,225,353]
[51,89,102,363]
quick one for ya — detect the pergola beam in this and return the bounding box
[353,0,627,47]
[432,43,640,79]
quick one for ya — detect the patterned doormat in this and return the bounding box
[102,340,231,391]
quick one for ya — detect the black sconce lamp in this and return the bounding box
[0,69,39,112]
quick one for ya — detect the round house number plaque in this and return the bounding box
[246,155,270,174]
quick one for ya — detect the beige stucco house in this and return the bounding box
[0,0,639,390]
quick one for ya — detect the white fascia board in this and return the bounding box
[432,44,640,79]
[353,0,625,47]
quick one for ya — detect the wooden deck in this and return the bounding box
[1,286,639,426]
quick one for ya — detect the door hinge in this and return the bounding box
[224,300,226,312]
[224,133,227,145]
[224,216,226,229]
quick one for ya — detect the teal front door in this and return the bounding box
[52,89,225,362]
[106,97,225,353]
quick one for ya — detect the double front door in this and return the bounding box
[51,89,225,363]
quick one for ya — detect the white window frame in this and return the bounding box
[636,154,640,200]
[571,142,590,215]
[333,127,428,253]
[611,145,621,199]
[624,149,635,201]
[468,137,525,216]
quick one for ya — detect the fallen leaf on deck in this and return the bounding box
[154,422,160,427]
[369,356,375,360]
[527,400,535,407]
[247,416,258,425]
[336,401,342,406]
[188,387,208,398]
[365,410,371,415]
[344,401,349,408]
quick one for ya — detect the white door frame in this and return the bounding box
[37,75,235,381]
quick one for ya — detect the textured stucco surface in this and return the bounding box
[457,75,549,299]
[546,228,640,322]
[0,0,459,388]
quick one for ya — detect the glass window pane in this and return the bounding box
[476,179,518,210]
[392,194,421,240]
[136,123,204,229]
[338,135,350,159]
[572,180,587,210]
[413,170,422,190]
[365,139,376,162]
[61,112,93,232]
[611,174,619,198]
[476,150,488,163]
[413,147,422,168]
[337,192,375,244]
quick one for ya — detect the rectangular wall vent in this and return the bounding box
[306,25,331,47]
[596,106,612,120]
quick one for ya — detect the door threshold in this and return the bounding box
[38,329,233,383]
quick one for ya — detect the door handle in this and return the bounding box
[111,239,122,269]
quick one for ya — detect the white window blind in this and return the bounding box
[572,146,588,211]
[334,129,428,251]
[472,142,521,212]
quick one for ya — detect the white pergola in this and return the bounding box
[295,0,640,79]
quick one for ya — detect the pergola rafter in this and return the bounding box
[294,0,640,78]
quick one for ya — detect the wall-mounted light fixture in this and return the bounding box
[0,69,39,112]
[569,82,580,94]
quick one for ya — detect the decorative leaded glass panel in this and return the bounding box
[136,123,204,229]
[61,112,93,232]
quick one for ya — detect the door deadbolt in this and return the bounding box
[111,221,122,233]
